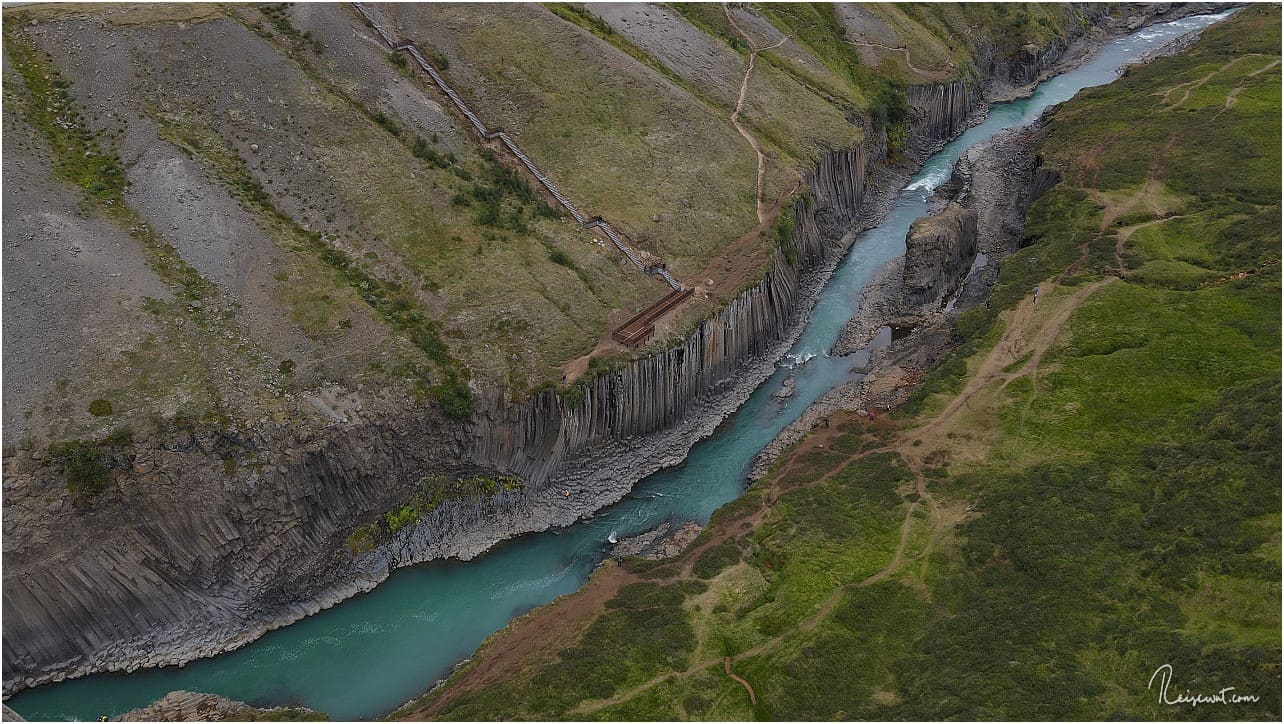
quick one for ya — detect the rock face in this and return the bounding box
[466,147,865,486]
[608,521,703,560]
[117,691,322,722]
[0,141,878,696]
[908,83,976,145]
[901,203,979,309]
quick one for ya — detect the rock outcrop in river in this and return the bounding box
[901,203,979,309]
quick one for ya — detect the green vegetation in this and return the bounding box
[258,3,322,56]
[45,427,136,498]
[548,249,576,269]
[87,399,113,417]
[758,4,913,147]
[768,202,798,267]
[759,4,865,89]
[411,134,456,170]
[229,2,657,395]
[670,4,746,53]
[544,2,705,102]
[691,540,740,580]
[431,581,697,719]
[869,79,910,148]
[346,473,524,554]
[452,151,560,233]
[557,383,586,409]
[149,111,475,418]
[410,8,1281,720]
[47,440,111,496]
[2,19,304,442]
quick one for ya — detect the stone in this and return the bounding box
[900,202,977,309]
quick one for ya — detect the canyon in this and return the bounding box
[0,2,1234,717]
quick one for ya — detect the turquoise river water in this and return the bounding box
[7,10,1233,721]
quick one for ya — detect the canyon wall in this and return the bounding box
[465,148,867,486]
[0,143,879,697]
[907,82,977,148]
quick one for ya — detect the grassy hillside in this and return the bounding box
[2,3,1096,450]
[398,6,1281,720]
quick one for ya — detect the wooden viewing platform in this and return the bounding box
[612,287,695,347]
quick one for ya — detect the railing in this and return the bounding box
[354,2,682,291]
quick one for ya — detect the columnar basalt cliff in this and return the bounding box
[901,203,979,309]
[2,2,1229,699]
[466,148,867,487]
[907,83,977,147]
[0,122,885,701]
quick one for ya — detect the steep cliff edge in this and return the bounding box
[116,691,324,722]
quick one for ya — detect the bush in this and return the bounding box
[105,427,133,447]
[87,399,113,417]
[525,582,695,711]
[48,440,110,495]
[692,541,742,579]
[412,135,453,169]
[769,204,798,266]
[548,249,575,268]
[558,384,586,409]
[425,49,450,71]
[432,373,475,419]
[373,111,400,137]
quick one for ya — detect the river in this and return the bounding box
[7,9,1233,721]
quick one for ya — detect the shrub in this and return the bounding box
[87,399,113,416]
[425,49,450,71]
[48,440,110,495]
[692,541,742,579]
[548,249,575,268]
[558,384,586,409]
[373,111,400,137]
[105,427,133,447]
[432,373,475,419]
[769,204,798,265]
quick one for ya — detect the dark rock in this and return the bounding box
[116,691,322,722]
[901,202,977,309]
